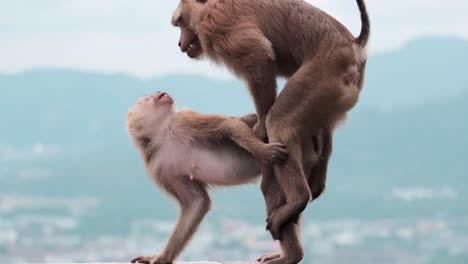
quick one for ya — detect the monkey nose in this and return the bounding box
[178,41,181,47]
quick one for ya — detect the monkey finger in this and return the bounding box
[276,147,289,162]
[265,143,289,163]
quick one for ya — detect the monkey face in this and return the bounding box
[136,92,174,108]
[127,92,175,135]
[178,27,202,58]
[172,0,205,59]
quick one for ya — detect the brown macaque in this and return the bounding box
[171,0,370,263]
[127,91,289,264]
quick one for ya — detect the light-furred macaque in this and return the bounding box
[127,91,289,264]
[171,0,370,262]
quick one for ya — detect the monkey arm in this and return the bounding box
[224,118,288,164]
[212,27,277,140]
[176,111,287,163]
[226,118,271,154]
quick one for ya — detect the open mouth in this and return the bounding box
[157,92,168,100]
[181,37,201,58]
[155,92,173,104]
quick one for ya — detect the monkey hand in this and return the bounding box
[253,122,268,142]
[260,143,289,164]
[131,255,172,264]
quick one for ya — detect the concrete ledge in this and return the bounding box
[35,262,256,264]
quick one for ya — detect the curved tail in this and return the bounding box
[354,0,370,47]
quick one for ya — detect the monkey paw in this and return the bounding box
[261,143,289,164]
[257,252,281,263]
[266,212,284,241]
[131,255,172,264]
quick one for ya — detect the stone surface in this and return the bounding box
[36,262,255,264]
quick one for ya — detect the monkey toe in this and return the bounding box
[131,256,150,264]
[131,255,163,264]
[257,252,281,263]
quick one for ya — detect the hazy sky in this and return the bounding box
[1,0,467,79]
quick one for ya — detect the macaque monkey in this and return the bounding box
[127,91,289,264]
[171,0,370,263]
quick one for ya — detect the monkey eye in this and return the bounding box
[195,0,207,3]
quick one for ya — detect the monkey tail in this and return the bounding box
[354,0,370,47]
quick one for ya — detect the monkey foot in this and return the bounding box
[131,255,171,264]
[257,252,282,263]
[131,255,155,264]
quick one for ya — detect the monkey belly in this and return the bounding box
[190,144,261,186]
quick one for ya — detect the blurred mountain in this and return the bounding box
[0,37,467,225]
[361,36,468,109]
[1,37,467,144]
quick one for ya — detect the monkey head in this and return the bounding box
[172,0,207,59]
[127,91,175,137]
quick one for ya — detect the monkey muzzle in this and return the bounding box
[179,28,202,58]
[154,91,174,105]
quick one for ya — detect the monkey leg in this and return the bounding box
[264,155,330,264]
[258,220,304,264]
[259,166,304,264]
[131,178,211,264]
[265,139,310,241]
[264,60,341,240]
[307,164,328,203]
[263,221,304,264]
[258,166,283,263]
[307,129,333,201]
[261,165,286,220]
